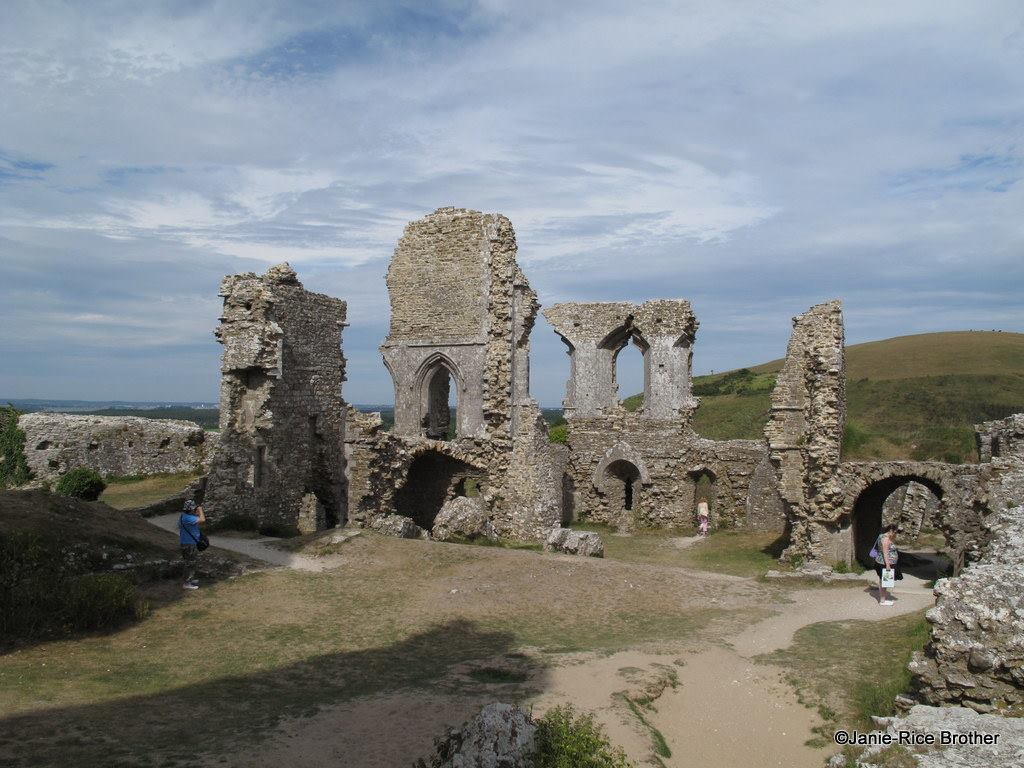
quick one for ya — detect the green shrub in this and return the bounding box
[55,467,107,500]
[61,573,141,631]
[534,705,633,768]
[549,423,568,444]
[0,404,31,489]
[0,530,143,641]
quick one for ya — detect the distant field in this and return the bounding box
[633,331,1024,463]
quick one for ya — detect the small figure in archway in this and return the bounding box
[872,524,902,605]
[696,499,710,537]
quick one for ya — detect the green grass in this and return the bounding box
[627,331,1024,462]
[570,523,785,577]
[99,472,201,509]
[757,610,931,738]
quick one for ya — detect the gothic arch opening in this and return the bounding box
[419,358,460,440]
[394,450,483,530]
[600,322,650,410]
[850,475,948,578]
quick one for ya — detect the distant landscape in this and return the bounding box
[6,331,1023,464]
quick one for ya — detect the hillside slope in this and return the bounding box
[630,331,1024,463]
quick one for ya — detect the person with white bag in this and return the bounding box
[871,524,901,605]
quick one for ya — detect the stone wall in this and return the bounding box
[907,495,1024,715]
[203,263,348,534]
[545,299,781,531]
[352,209,559,541]
[976,413,1024,462]
[18,413,216,482]
[764,301,847,560]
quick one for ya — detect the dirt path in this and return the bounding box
[215,559,937,768]
[148,514,344,572]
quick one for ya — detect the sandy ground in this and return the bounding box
[197,525,937,768]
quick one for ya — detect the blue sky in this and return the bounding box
[1,1,1022,406]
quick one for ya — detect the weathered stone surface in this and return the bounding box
[544,528,604,557]
[432,496,495,541]
[19,413,216,482]
[347,209,560,543]
[907,503,1024,715]
[371,513,427,539]
[415,703,536,768]
[544,299,783,532]
[830,705,1024,768]
[764,300,847,563]
[203,263,348,534]
[976,413,1024,462]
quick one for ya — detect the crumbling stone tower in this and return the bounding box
[347,208,560,540]
[204,263,348,534]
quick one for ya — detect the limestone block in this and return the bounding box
[544,528,604,557]
[432,496,495,541]
[371,514,427,539]
[415,703,536,768]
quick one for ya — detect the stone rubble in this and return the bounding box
[431,496,496,542]
[544,528,605,558]
[370,514,427,540]
[829,705,1024,768]
[414,703,537,768]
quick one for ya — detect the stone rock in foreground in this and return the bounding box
[544,528,604,557]
[829,705,1024,768]
[432,496,496,542]
[371,514,427,539]
[415,703,536,768]
[908,504,1024,715]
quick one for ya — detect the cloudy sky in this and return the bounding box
[1,1,1022,406]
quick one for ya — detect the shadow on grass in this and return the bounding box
[0,620,535,768]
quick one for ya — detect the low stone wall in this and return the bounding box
[19,413,217,482]
[907,495,1024,715]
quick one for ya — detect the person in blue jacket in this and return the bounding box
[179,499,206,590]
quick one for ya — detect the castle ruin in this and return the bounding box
[201,208,1021,587]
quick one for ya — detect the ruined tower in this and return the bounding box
[346,208,561,540]
[204,263,348,534]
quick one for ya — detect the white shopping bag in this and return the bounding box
[880,568,896,588]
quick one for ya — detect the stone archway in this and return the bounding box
[849,475,945,568]
[393,449,484,530]
[416,355,462,441]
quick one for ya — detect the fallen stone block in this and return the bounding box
[544,527,604,557]
[432,496,496,542]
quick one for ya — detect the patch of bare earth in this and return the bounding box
[0,529,936,768]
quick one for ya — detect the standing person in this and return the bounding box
[179,500,205,590]
[696,499,710,537]
[873,524,901,605]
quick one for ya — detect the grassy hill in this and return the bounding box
[623,331,1024,463]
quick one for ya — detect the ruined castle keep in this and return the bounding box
[201,207,1021,582]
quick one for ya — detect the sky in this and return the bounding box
[1,1,1022,407]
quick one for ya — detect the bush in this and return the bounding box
[548,423,568,444]
[534,705,633,768]
[61,573,141,631]
[0,404,31,489]
[0,530,143,641]
[55,467,107,500]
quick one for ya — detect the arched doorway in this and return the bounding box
[689,469,717,525]
[394,450,483,530]
[850,476,947,577]
[419,358,460,440]
[605,459,641,515]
